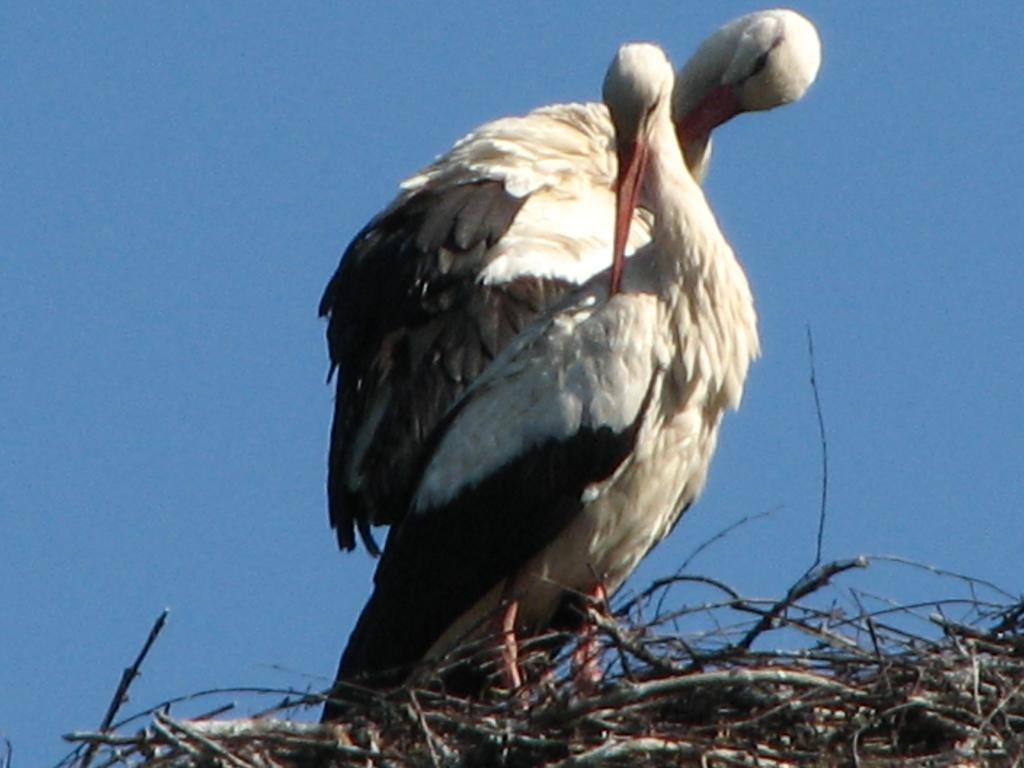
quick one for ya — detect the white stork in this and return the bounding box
[323,39,767,716]
[320,9,822,554]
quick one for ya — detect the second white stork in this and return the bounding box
[320,9,821,554]
[323,40,761,715]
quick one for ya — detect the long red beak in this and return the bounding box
[610,138,649,295]
[674,83,741,157]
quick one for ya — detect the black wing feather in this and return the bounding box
[321,180,577,552]
[346,276,573,546]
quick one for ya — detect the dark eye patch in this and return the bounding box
[749,50,771,79]
[743,35,783,82]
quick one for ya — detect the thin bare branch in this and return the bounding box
[80,609,169,768]
[737,557,867,650]
[806,324,829,570]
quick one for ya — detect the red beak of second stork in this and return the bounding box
[673,82,741,156]
[610,132,650,296]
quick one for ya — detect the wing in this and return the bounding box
[319,103,637,554]
[331,293,662,694]
[320,179,547,552]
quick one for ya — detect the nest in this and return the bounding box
[60,555,1024,767]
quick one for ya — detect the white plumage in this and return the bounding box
[320,9,822,554]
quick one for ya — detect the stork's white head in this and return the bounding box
[673,9,822,179]
[603,43,675,150]
[602,43,675,295]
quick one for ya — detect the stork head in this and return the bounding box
[603,43,674,296]
[674,9,822,180]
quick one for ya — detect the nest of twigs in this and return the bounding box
[62,556,1024,767]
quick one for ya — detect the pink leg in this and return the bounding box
[498,597,523,691]
[572,583,607,694]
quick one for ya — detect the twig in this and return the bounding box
[806,325,829,570]
[103,685,325,731]
[80,609,169,768]
[544,666,865,723]
[150,716,198,758]
[407,690,444,768]
[652,511,772,618]
[869,554,1017,601]
[737,557,867,651]
[621,573,743,616]
[991,601,1024,635]
[157,712,255,768]
[63,732,142,747]
[680,510,774,573]
[195,702,236,721]
[589,610,680,676]
[554,736,706,767]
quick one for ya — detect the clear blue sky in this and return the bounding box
[4,3,1022,765]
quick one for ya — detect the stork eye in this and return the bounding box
[744,36,783,81]
[748,50,771,79]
